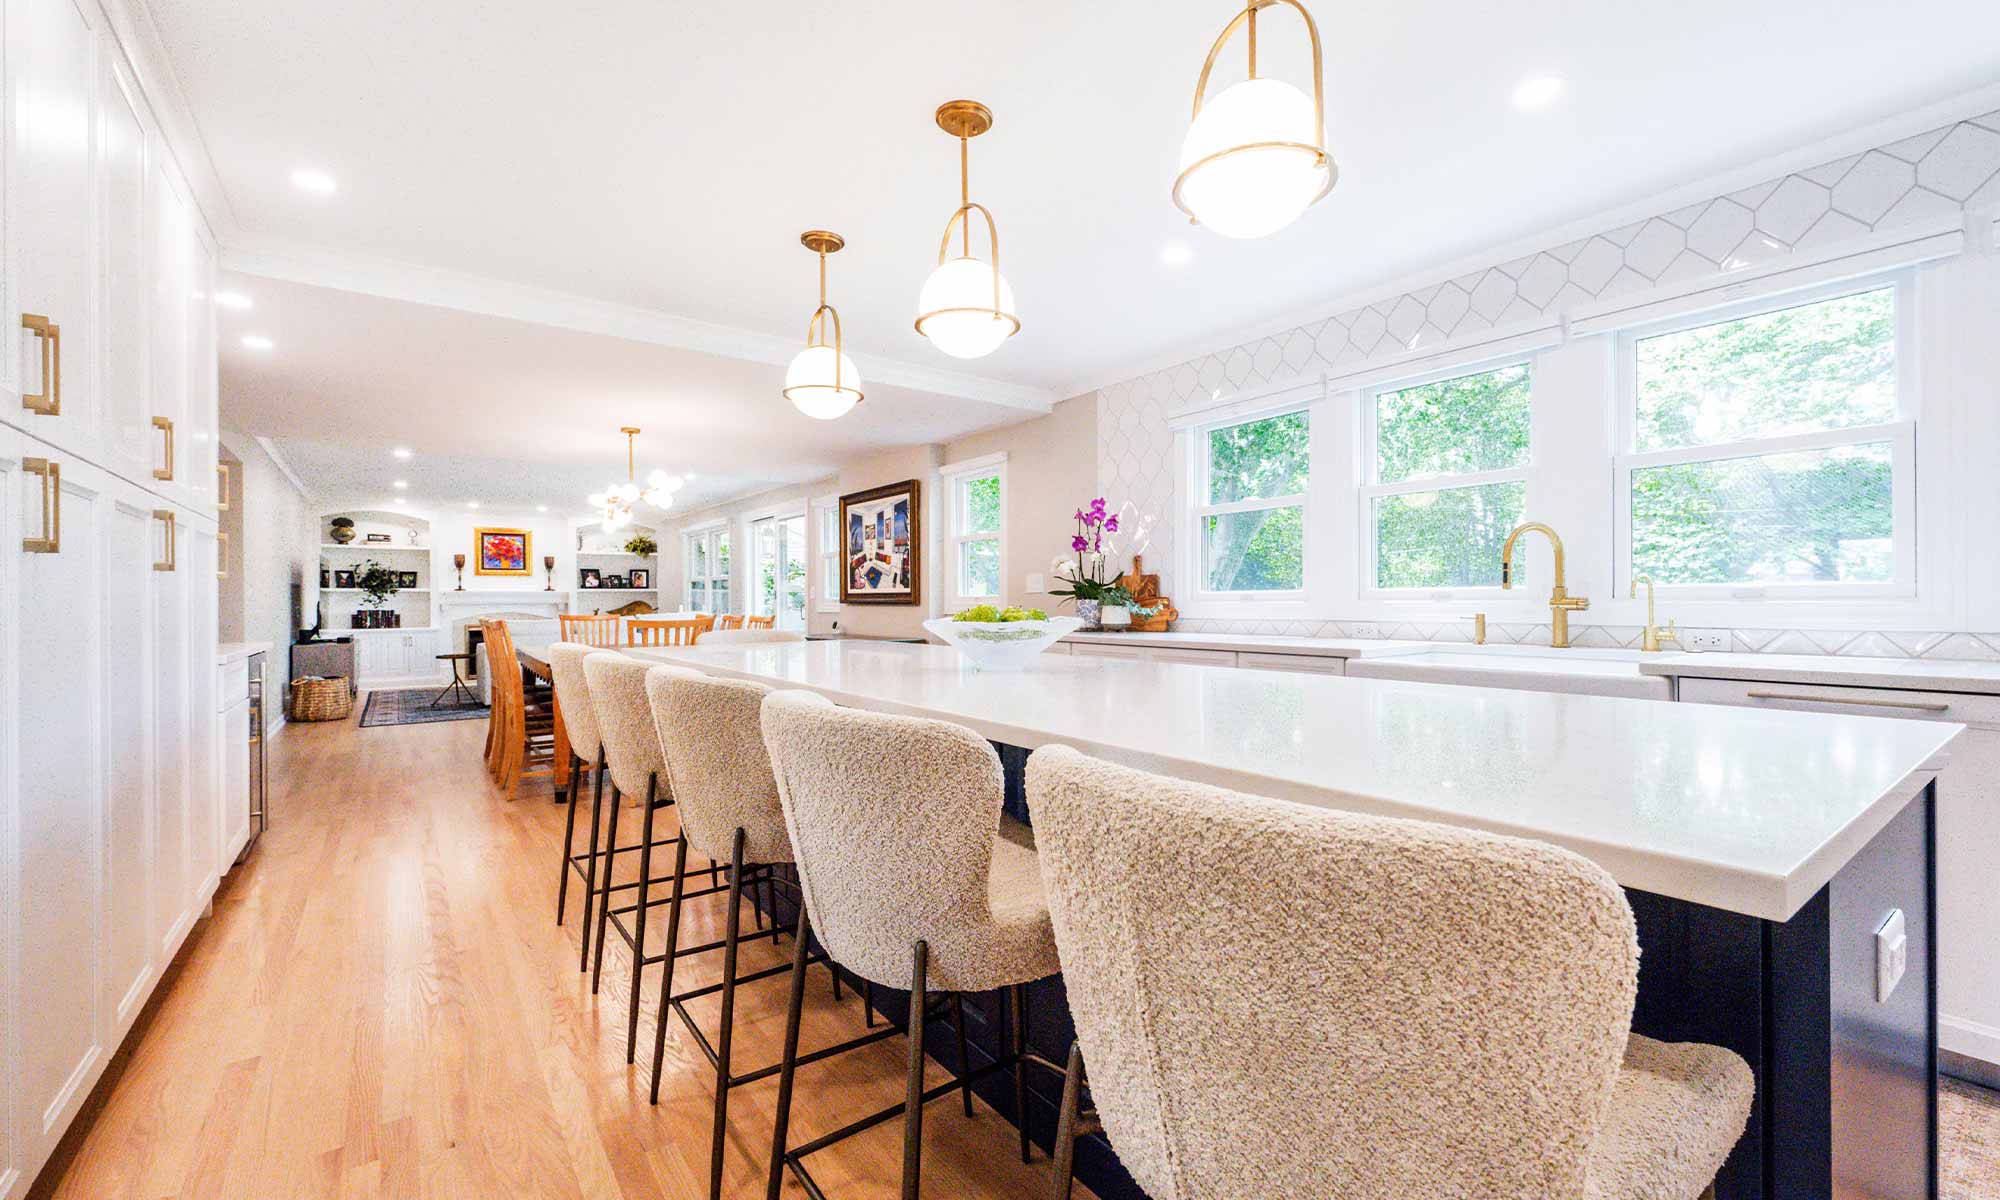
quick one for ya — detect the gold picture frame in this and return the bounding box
[474,527,533,576]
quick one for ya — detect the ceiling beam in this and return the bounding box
[224,234,1057,415]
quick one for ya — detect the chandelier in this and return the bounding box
[914,100,1019,359]
[1174,0,1336,239]
[587,427,682,533]
[784,230,863,420]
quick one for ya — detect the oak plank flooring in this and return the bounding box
[36,710,1083,1200]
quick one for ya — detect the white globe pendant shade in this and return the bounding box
[915,256,1019,359]
[784,344,863,420]
[1175,77,1331,239]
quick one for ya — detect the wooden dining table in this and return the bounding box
[516,646,571,789]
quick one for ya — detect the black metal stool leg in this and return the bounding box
[648,835,690,1104]
[707,828,747,1200]
[1050,1040,1084,1200]
[626,774,659,1062]
[952,993,974,1118]
[591,785,623,993]
[765,902,814,1200]
[1013,982,1031,1163]
[903,940,929,1200]
[577,749,607,971]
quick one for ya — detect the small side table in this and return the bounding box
[432,652,476,708]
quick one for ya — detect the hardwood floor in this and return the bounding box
[35,710,1084,1200]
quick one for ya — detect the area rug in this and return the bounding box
[359,687,489,727]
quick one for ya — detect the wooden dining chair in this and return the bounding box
[485,619,557,797]
[627,616,712,647]
[714,614,745,631]
[745,614,776,630]
[560,613,622,648]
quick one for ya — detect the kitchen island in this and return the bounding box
[629,640,1962,1200]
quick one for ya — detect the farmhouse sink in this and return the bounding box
[1344,644,1675,699]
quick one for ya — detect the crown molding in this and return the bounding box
[1063,80,2000,398]
[222,234,1057,415]
[253,436,313,499]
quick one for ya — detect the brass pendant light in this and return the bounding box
[914,100,1020,360]
[1174,0,1336,239]
[784,231,863,420]
[587,426,682,533]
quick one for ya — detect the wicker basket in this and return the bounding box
[289,675,353,722]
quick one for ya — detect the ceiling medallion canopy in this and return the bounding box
[784,230,864,420]
[1174,0,1337,239]
[914,100,1020,360]
[587,426,682,533]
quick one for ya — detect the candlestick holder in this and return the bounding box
[453,553,466,590]
[543,554,556,591]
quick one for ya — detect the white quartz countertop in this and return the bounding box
[1061,630,1427,657]
[627,641,1959,923]
[1642,651,2000,695]
[216,641,272,665]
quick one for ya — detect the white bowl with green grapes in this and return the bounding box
[924,606,1082,671]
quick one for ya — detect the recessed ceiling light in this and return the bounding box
[1161,243,1194,266]
[685,473,698,481]
[1510,75,1565,112]
[392,447,412,459]
[215,291,253,311]
[290,167,338,195]
[536,505,548,513]
[393,480,408,489]
[240,334,274,350]
[466,501,480,509]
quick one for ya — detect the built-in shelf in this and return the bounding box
[577,587,658,594]
[323,588,433,594]
[321,543,432,553]
[576,550,655,559]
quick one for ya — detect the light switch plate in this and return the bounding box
[1876,909,1907,1003]
[1683,628,1730,652]
[1026,573,1044,593]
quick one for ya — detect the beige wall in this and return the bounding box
[827,443,944,639]
[943,393,1097,613]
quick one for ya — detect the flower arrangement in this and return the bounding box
[1048,497,1157,616]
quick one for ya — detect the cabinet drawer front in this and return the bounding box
[219,659,249,709]
[1069,642,1145,660]
[1677,676,2000,729]
[1237,651,1345,675]
[1147,648,1237,666]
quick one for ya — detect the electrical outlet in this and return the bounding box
[1347,622,1381,640]
[1876,909,1907,1003]
[1025,573,1044,593]
[1682,628,1730,652]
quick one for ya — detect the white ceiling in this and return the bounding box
[156,0,2000,505]
[223,276,1033,515]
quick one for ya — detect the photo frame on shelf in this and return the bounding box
[473,527,532,576]
[397,570,419,588]
[579,568,602,589]
[605,573,628,589]
[839,479,921,605]
[333,569,356,590]
[629,568,650,589]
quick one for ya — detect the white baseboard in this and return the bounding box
[1940,1013,2000,1070]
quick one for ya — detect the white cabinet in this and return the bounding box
[1238,651,1346,675]
[101,486,154,1041]
[97,53,150,486]
[184,526,218,895]
[144,160,189,506]
[221,691,249,865]
[353,628,443,688]
[1147,647,1237,667]
[1069,641,1145,661]
[1676,676,2000,1076]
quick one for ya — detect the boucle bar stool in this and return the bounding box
[582,652,731,1059]
[1025,745,1754,1200]
[760,689,1062,1200]
[644,665,886,1200]
[546,642,607,938]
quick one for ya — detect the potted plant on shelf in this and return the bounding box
[328,516,357,545]
[1049,497,1156,630]
[354,559,402,628]
[624,533,658,558]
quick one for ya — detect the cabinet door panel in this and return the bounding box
[0,430,25,1194]
[182,522,217,902]
[150,508,188,958]
[102,496,153,1031]
[15,448,106,1152]
[146,166,189,504]
[182,237,218,513]
[9,0,99,451]
[98,55,149,484]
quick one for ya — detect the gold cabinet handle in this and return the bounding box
[152,415,175,480]
[23,457,60,553]
[153,509,177,572]
[217,462,232,510]
[218,529,229,579]
[1745,690,1950,713]
[21,314,60,416]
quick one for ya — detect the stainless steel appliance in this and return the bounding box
[239,651,268,860]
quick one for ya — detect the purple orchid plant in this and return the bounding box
[1049,497,1154,609]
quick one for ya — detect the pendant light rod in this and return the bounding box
[927,100,1008,325]
[621,426,640,481]
[1189,0,1325,144]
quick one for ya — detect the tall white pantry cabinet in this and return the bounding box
[0,0,226,1194]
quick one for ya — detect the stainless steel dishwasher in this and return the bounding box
[239,651,268,860]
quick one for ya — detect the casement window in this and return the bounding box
[940,455,1005,609]
[1361,362,1531,592]
[1193,410,1308,595]
[812,496,840,613]
[684,525,730,613]
[1614,279,1912,598]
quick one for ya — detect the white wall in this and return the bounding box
[219,432,316,722]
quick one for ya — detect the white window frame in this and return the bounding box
[1359,356,1535,603]
[747,506,808,628]
[683,521,730,613]
[1185,403,1311,606]
[811,494,840,613]
[939,453,1007,611]
[1612,273,1917,603]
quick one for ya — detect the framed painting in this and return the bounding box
[474,527,532,576]
[839,479,921,605]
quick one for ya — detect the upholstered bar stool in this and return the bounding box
[1025,745,1754,1200]
[644,664,885,1200]
[582,652,735,1059]
[547,642,610,938]
[760,690,1062,1200]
